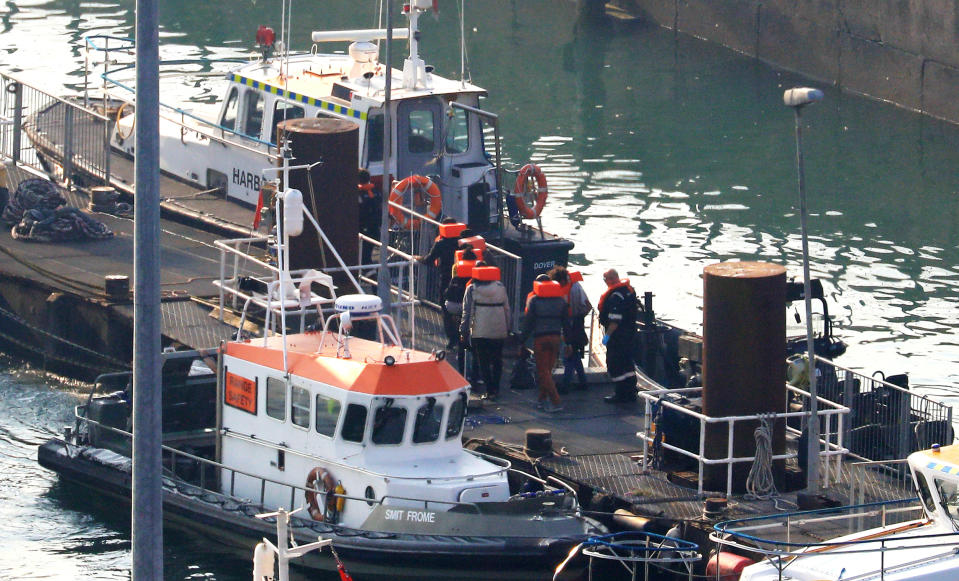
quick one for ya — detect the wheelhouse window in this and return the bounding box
[406,109,435,153]
[934,476,959,522]
[916,471,936,513]
[291,385,310,429]
[444,106,469,154]
[315,394,341,437]
[341,404,368,443]
[271,100,304,144]
[372,403,407,445]
[266,377,286,421]
[220,87,239,131]
[366,112,383,163]
[445,393,467,439]
[412,398,444,444]
[243,90,264,138]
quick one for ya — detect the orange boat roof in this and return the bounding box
[224,333,467,397]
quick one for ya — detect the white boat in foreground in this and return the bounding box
[37,186,603,578]
[711,443,959,581]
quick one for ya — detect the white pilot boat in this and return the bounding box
[37,187,603,577]
[73,0,547,235]
[710,444,959,581]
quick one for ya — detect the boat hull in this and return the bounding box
[38,438,599,578]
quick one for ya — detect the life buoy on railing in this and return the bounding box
[513,163,548,219]
[115,102,135,140]
[305,466,339,522]
[388,174,442,229]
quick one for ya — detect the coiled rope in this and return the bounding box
[745,413,777,500]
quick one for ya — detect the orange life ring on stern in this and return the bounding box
[513,163,548,219]
[304,467,337,522]
[388,175,442,229]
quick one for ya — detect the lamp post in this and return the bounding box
[784,86,824,494]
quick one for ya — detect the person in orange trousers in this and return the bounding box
[521,277,568,413]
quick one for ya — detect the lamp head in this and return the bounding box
[783,87,824,108]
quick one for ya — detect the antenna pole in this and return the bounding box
[377,0,394,312]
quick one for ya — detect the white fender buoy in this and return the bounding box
[281,188,304,237]
[252,541,275,580]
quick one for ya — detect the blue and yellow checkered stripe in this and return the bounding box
[230,74,368,121]
[926,461,959,475]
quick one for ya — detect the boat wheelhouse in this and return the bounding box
[105,0,506,234]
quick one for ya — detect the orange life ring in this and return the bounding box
[304,467,337,522]
[513,163,548,219]
[388,175,442,229]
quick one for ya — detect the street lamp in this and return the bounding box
[784,86,824,494]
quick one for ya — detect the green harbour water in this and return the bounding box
[2,0,959,577]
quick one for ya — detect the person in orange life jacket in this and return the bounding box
[598,268,638,403]
[549,265,591,392]
[443,248,477,355]
[460,264,510,400]
[521,277,568,413]
[414,218,471,299]
[357,168,381,268]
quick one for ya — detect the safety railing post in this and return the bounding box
[11,81,22,163]
[898,390,911,459]
[63,105,74,187]
[103,112,111,185]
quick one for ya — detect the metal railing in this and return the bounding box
[638,384,850,496]
[382,201,525,330]
[816,356,955,461]
[848,458,916,506]
[72,407,575,523]
[1,72,112,187]
[710,498,953,581]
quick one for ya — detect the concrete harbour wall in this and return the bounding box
[609,0,959,125]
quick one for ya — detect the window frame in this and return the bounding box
[290,384,311,430]
[314,393,341,438]
[265,376,286,422]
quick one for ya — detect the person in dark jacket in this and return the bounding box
[522,279,568,413]
[444,250,476,355]
[549,266,591,392]
[598,268,638,403]
[415,219,470,300]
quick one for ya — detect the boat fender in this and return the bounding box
[611,508,651,531]
[334,480,346,512]
[281,188,304,237]
[533,280,563,297]
[471,266,500,282]
[513,163,548,219]
[706,551,755,581]
[388,175,442,229]
[253,541,275,580]
[305,467,338,522]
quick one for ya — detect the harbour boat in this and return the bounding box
[23,0,572,293]
[710,443,959,581]
[36,186,605,578]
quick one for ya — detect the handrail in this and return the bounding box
[74,414,505,517]
[220,429,509,483]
